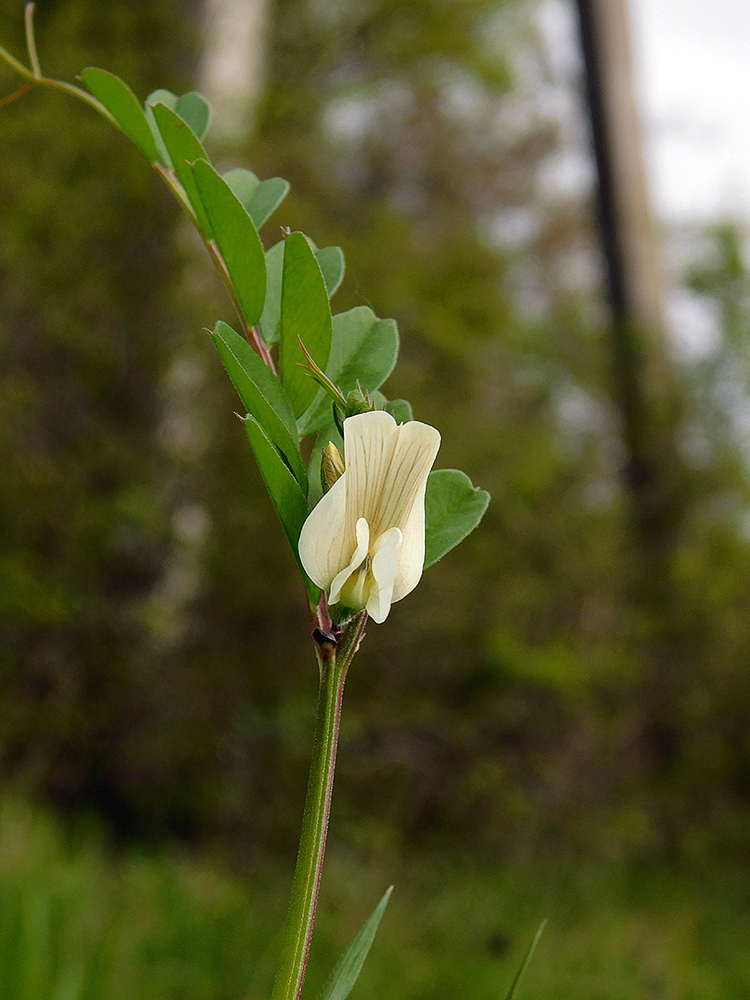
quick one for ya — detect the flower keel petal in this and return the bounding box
[367,526,402,623]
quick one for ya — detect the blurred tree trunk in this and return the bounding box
[576,0,685,572]
[200,0,269,145]
[576,0,698,821]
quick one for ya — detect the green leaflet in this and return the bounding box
[212,322,306,491]
[144,89,211,138]
[173,92,211,140]
[143,89,211,167]
[315,245,345,297]
[149,102,212,236]
[81,68,158,162]
[297,306,399,437]
[144,88,176,166]
[223,168,290,229]
[317,887,393,1000]
[258,240,285,344]
[279,233,333,418]
[192,161,266,326]
[385,398,412,423]
[260,240,344,346]
[424,469,490,569]
[365,394,412,424]
[242,415,318,604]
[247,177,290,229]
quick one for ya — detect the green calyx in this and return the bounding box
[344,384,377,418]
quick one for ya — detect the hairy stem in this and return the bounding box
[271,612,366,1000]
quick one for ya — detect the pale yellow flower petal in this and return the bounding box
[344,411,440,536]
[329,516,370,606]
[391,474,428,602]
[367,526,403,623]
[373,419,440,540]
[298,471,348,590]
[298,410,441,621]
[343,410,398,541]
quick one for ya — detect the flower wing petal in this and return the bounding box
[298,472,349,590]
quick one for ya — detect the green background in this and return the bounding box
[1,0,750,995]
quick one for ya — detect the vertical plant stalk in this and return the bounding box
[271,611,367,1000]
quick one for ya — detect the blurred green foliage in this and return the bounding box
[2,0,750,869]
[1,797,749,999]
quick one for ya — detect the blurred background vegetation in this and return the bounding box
[2,0,750,996]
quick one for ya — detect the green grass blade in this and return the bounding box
[502,919,546,1000]
[317,886,393,1000]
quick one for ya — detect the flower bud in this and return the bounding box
[320,441,345,492]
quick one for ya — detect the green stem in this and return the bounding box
[0,41,112,119]
[24,3,41,78]
[204,238,276,371]
[271,612,367,1000]
[0,41,34,80]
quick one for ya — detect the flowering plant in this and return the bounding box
[0,8,554,999]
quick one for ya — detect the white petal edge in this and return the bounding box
[298,470,348,589]
[376,419,441,539]
[367,526,403,623]
[329,516,370,605]
[391,474,428,602]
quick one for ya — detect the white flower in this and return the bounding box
[299,410,441,623]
